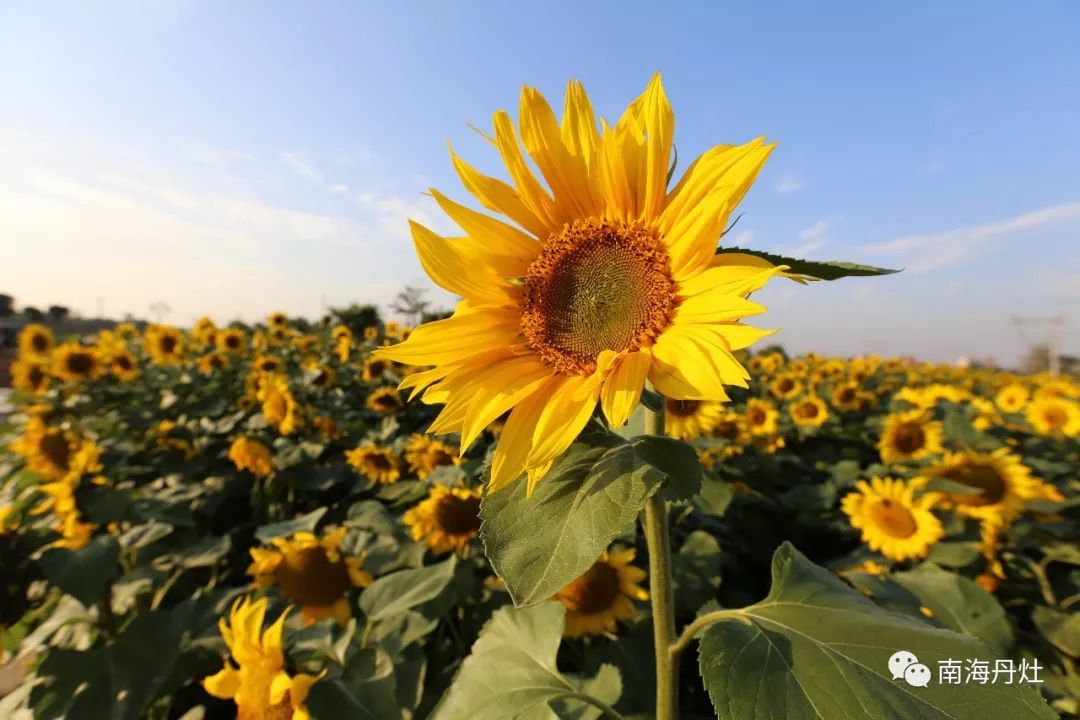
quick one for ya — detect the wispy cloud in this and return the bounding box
[860,201,1080,273]
[279,151,323,182]
[775,171,804,193]
[776,218,834,257]
[731,230,755,246]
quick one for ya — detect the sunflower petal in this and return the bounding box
[561,80,601,172]
[492,110,561,232]
[374,306,521,367]
[202,665,240,699]
[410,222,518,305]
[526,375,600,472]
[489,380,559,492]
[600,350,651,428]
[640,73,675,220]
[450,146,548,238]
[429,188,539,257]
[649,328,738,400]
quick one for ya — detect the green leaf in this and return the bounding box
[38,535,120,606]
[173,535,231,569]
[715,248,900,280]
[925,541,982,568]
[672,530,723,615]
[359,556,456,622]
[1032,606,1080,657]
[698,543,1055,720]
[305,647,401,720]
[254,507,326,542]
[632,435,702,502]
[481,437,664,606]
[693,477,735,516]
[432,603,621,720]
[892,565,1013,653]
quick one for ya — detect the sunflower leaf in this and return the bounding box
[698,543,1056,720]
[359,555,457,622]
[38,535,120,607]
[715,247,900,280]
[481,436,665,607]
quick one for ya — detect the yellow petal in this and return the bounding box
[374,306,522,367]
[519,86,598,219]
[600,350,651,428]
[270,671,293,705]
[202,664,240,700]
[526,375,600,472]
[411,221,518,305]
[459,357,555,451]
[492,110,561,232]
[489,379,560,492]
[640,73,675,221]
[290,673,321,707]
[560,80,601,173]
[673,291,765,325]
[649,329,734,401]
[450,146,548,238]
[429,188,539,257]
[525,459,555,498]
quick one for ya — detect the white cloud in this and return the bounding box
[279,151,323,182]
[860,201,1080,273]
[775,171,804,193]
[731,230,755,246]
[776,218,834,257]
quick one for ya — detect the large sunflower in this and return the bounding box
[18,323,54,359]
[921,448,1061,523]
[248,528,372,625]
[11,417,102,483]
[51,342,102,383]
[373,75,787,494]
[203,596,319,719]
[664,398,723,441]
[403,485,483,555]
[878,409,943,465]
[552,548,649,638]
[840,477,943,562]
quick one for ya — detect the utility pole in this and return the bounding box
[1012,315,1065,376]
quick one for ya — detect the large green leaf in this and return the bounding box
[305,647,401,720]
[38,535,120,607]
[481,436,664,606]
[359,556,456,622]
[892,565,1014,653]
[431,603,620,720]
[1032,606,1080,657]
[715,248,900,280]
[698,543,1055,720]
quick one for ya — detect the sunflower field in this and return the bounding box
[2,77,1079,720]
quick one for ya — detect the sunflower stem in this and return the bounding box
[642,406,678,720]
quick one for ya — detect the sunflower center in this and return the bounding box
[160,336,178,354]
[31,334,49,352]
[714,419,740,441]
[367,453,394,472]
[797,401,819,419]
[275,547,350,606]
[561,561,621,614]
[434,494,482,536]
[67,352,94,375]
[29,365,46,386]
[869,498,918,538]
[892,424,926,454]
[837,387,856,404]
[666,399,701,418]
[747,408,766,426]
[40,431,71,471]
[942,463,1007,506]
[1043,407,1067,428]
[115,355,133,371]
[777,378,794,393]
[225,335,240,349]
[521,219,675,375]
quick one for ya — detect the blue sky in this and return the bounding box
[2,1,1078,365]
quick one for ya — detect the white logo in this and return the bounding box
[904,663,932,688]
[888,650,919,681]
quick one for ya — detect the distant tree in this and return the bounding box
[23,306,45,323]
[756,343,788,360]
[420,308,453,323]
[0,294,13,318]
[331,304,382,335]
[390,286,431,326]
[47,305,70,323]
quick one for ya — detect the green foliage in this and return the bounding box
[715,247,901,279]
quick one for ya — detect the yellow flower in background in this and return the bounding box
[217,328,247,354]
[193,316,218,347]
[11,417,101,483]
[202,595,319,719]
[923,448,1061,523]
[267,312,289,330]
[51,342,102,383]
[331,325,352,342]
[361,356,391,382]
[304,362,335,389]
[11,358,51,395]
[841,477,943,562]
[1033,376,1080,400]
[18,323,54,359]
[702,411,750,462]
[373,75,791,495]
[664,398,723,441]
[894,383,969,409]
[878,409,943,465]
[744,398,780,436]
[403,485,483,555]
[830,381,862,412]
[248,527,372,625]
[258,375,300,435]
[769,373,802,400]
[345,443,403,485]
[1025,396,1080,438]
[254,355,282,374]
[229,437,274,477]
[994,383,1029,413]
[404,434,461,479]
[109,351,139,382]
[365,387,402,414]
[156,419,196,460]
[197,352,230,374]
[145,325,185,365]
[311,416,341,441]
[789,395,829,428]
[362,326,379,341]
[552,549,648,638]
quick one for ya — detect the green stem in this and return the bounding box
[670,609,752,658]
[547,692,627,720]
[643,406,678,720]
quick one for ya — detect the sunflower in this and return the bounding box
[744,398,779,436]
[345,443,403,485]
[144,325,185,365]
[552,549,648,638]
[311,416,341,441]
[1025,396,1080,438]
[404,434,461,479]
[701,411,750,461]
[789,395,828,428]
[403,485,483,555]
[769,373,802,400]
[11,358,51,395]
[229,437,274,477]
[372,75,790,495]
[994,383,1029,413]
[361,356,391,382]
[202,595,320,719]
[258,375,300,435]
[248,528,372,625]
[197,352,230,374]
[193,316,218,347]
[10,417,102,483]
[267,312,289,329]
[969,397,1002,431]
[18,323,54,359]
[878,409,943,465]
[253,355,282,374]
[362,326,379,342]
[830,381,862,412]
[331,325,352,342]
[109,351,139,382]
[922,448,1061,523]
[293,334,319,353]
[840,477,943,562]
[51,342,102,383]
[664,398,723,441]
[365,387,402,414]
[216,328,247,354]
[304,363,335,389]
[1033,376,1080,400]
